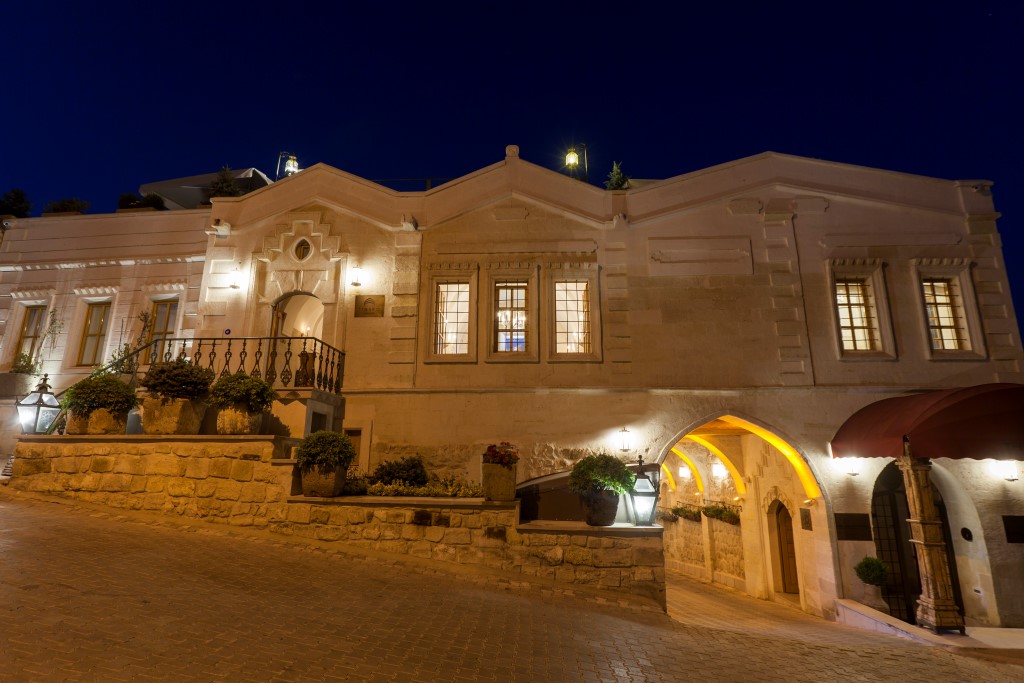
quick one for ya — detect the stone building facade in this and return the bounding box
[2,147,1022,626]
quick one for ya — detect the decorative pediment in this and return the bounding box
[258,214,344,265]
[10,288,56,301]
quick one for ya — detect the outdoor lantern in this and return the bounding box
[284,154,299,176]
[17,374,61,435]
[631,455,660,526]
[565,147,579,168]
[350,267,363,287]
[564,143,588,181]
[619,426,632,453]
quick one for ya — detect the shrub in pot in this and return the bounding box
[481,442,519,501]
[296,430,357,497]
[139,359,215,434]
[208,372,277,435]
[568,453,635,526]
[62,374,138,434]
[854,555,889,614]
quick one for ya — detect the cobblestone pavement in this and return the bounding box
[2,490,1022,682]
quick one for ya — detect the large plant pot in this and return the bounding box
[300,467,346,497]
[581,490,620,526]
[861,583,890,614]
[66,409,129,435]
[482,463,517,501]
[216,405,264,435]
[141,397,206,435]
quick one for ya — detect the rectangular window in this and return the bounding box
[494,281,528,353]
[16,305,47,359]
[145,299,179,363]
[834,278,878,351]
[434,282,470,355]
[77,302,111,366]
[554,281,591,354]
[921,279,965,351]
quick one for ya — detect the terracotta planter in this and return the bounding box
[300,467,346,497]
[66,409,129,435]
[581,490,620,526]
[141,397,206,435]
[482,462,517,501]
[216,405,264,435]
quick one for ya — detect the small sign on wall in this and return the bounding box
[800,508,813,531]
[354,295,385,317]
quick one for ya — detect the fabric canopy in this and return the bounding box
[830,383,1024,461]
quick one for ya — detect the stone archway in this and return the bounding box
[271,292,324,339]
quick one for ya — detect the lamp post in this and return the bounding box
[631,455,660,526]
[565,143,588,182]
[275,152,300,180]
[17,374,61,434]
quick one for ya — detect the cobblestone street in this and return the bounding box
[2,489,1021,682]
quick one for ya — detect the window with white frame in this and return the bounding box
[16,305,47,359]
[921,278,966,351]
[434,282,470,355]
[554,281,591,354]
[828,259,895,359]
[494,280,528,353]
[77,302,111,366]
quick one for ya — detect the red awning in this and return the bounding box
[830,383,1024,461]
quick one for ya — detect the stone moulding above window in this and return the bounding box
[827,258,896,361]
[141,282,187,294]
[73,286,119,297]
[10,289,55,301]
[912,257,986,361]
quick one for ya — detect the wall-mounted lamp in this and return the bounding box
[619,426,632,453]
[842,458,861,477]
[803,498,817,507]
[711,462,727,479]
[350,267,363,287]
[995,460,1019,482]
[229,264,243,289]
[677,466,691,480]
[732,496,744,505]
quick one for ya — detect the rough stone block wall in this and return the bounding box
[661,517,705,575]
[11,437,665,607]
[710,519,745,579]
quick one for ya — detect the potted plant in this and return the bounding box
[854,555,889,614]
[62,374,138,435]
[481,442,519,501]
[296,430,357,497]
[568,453,635,526]
[208,372,277,435]
[139,359,215,434]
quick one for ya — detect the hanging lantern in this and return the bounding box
[17,374,61,434]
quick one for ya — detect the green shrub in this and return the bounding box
[209,372,277,412]
[702,504,741,526]
[671,504,703,523]
[11,352,40,374]
[141,359,214,400]
[854,556,887,586]
[296,431,356,475]
[568,453,635,497]
[370,455,428,486]
[62,374,138,417]
[365,475,482,498]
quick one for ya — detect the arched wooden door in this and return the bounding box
[769,501,799,594]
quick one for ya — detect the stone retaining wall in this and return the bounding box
[11,436,665,607]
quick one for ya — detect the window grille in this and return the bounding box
[835,278,878,351]
[494,281,528,353]
[554,281,591,354]
[434,282,470,355]
[921,279,965,350]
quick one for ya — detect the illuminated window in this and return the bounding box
[494,281,528,353]
[554,281,591,354]
[921,279,966,351]
[16,305,47,359]
[77,302,111,366]
[434,282,470,355]
[145,299,179,363]
[834,278,878,351]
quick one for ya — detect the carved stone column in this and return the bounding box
[895,442,965,634]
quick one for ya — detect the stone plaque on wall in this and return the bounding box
[354,295,385,317]
[800,508,812,531]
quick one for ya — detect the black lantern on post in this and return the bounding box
[631,455,660,526]
[17,374,61,434]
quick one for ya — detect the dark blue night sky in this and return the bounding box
[4,1,1023,331]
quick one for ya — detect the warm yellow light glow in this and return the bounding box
[619,426,632,453]
[677,465,691,480]
[684,435,747,495]
[670,446,705,493]
[660,463,676,491]
[989,460,1020,482]
[229,266,243,289]
[711,462,727,479]
[565,148,579,168]
[284,155,299,175]
[351,267,363,286]
[718,416,822,499]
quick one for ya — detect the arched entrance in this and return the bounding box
[271,292,324,338]
[769,500,799,594]
[871,461,963,624]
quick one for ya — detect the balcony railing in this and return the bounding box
[114,336,344,395]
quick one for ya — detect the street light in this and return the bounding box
[275,152,300,180]
[17,374,61,434]
[565,143,588,182]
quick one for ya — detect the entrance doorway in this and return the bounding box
[769,500,799,594]
[271,293,324,339]
[871,462,963,624]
